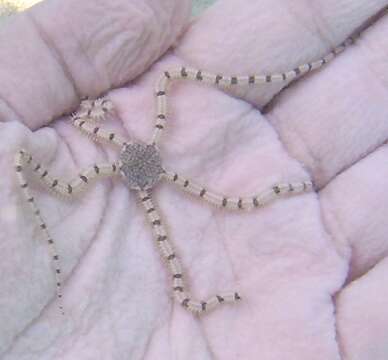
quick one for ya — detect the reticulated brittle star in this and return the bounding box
[14,35,355,315]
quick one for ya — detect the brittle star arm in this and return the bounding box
[163,170,313,211]
[151,35,357,144]
[14,149,119,314]
[71,98,127,148]
[138,190,241,314]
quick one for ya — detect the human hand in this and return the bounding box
[1,0,388,359]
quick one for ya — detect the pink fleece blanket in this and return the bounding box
[1,0,388,359]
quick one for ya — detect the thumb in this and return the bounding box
[0,0,191,129]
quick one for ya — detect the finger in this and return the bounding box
[0,0,191,129]
[175,0,388,108]
[319,145,388,282]
[268,15,388,188]
[336,257,388,359]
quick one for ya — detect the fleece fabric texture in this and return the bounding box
[0,0,388,359]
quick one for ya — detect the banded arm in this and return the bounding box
[15,150,65,314]
[72,98,127,148]
[14,149,119,314]
[138,190,241,314]
[17,150,119,198]
[151,36,357,144]
[164,170,313,211]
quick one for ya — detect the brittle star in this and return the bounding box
[14,36,355,315]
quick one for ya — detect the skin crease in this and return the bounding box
[0,0,388,359]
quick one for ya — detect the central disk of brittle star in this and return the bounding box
[119,143,164,191]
